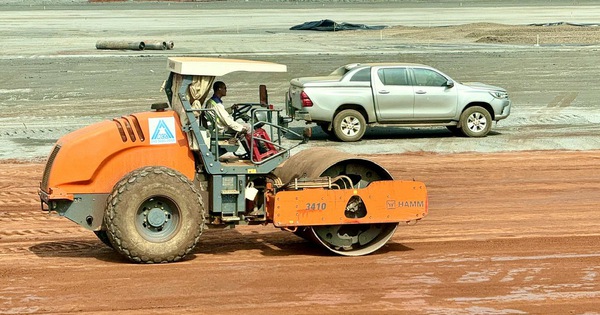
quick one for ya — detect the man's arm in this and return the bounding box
[214,102,245,132]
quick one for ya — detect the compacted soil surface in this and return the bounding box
[1,1,600,314]
[1,150,600,314]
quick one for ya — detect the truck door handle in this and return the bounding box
[378,90,390,94]
[416,90,427,94]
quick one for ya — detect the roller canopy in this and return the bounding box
[167,57,287,76]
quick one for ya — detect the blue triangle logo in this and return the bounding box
[151,119,175,143]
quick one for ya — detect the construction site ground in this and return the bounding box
[1,1,600,314]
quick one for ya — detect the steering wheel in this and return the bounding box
[232,103,259,122]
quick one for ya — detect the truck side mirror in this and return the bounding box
[446,80,455,88]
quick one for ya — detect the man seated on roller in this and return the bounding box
[204,81,249,137]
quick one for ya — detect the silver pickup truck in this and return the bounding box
[286,63,512,142]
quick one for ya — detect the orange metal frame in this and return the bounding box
[42,110,195,199]
[271,180,428,227]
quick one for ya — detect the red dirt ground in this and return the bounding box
[1,150,599,314]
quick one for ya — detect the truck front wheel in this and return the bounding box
[332,109,366,142]
[105,166,205,263]
[459,106,492,137]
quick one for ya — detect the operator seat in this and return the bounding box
[198,110,241,159]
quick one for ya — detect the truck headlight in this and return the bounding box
[490,91,508,99]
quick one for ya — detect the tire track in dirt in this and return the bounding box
[0,228,82,239]
[526,92,584,126]
[548,92,579,108]
[0,211,58,220]
[0,225,93,256]
[0,182,38,189]
[28,240,101,255]
[0,152,599,314]
[0,192,39,206]
[0,240,100,255]
[0,164,45,209]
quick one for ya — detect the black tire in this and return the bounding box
[293,227,312,241]
[94,230,113,248]
[105,166,205,263]
[446,125,463,137]
[332,109,366,142]
[317,122,334,138]
[459,106,492,137]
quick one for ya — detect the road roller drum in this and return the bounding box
[270,148,428,256]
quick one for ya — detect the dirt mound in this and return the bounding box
[384,22,600,45]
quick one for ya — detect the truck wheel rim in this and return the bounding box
[136,196,180,242]
[341,116,361,136]
[467,112,487,133]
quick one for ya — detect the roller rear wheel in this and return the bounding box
[94,230,113,248]
[105,166,205,263]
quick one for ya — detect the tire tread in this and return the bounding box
[105,166,204,263]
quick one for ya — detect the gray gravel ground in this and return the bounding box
[1,1,599,160]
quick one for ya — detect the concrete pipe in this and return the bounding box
[144,41,167,50]
[166,41,174,50]
[95,41,145,51]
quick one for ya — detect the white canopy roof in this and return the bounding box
[167,57,287,76]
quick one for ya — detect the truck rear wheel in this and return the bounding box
[459,106,492,137]
[317,122,334,138]
[446,125,463,136]
[105,166,205,263]
[332,109,366,142]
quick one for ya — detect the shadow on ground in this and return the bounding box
[27,228,416,262]
[286,125,503,142]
